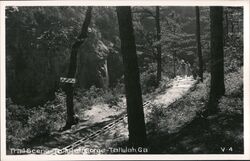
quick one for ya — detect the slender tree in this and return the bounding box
[133,7,162,86]
[231,20,234,33]
[224,8,229,40]
[116,6,147,147]
[173,50,176,77]
[195,6,203,82]
[155,6,162,86]
[63,7,92,130]
[208,7,225,113]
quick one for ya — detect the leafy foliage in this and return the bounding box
[140,64,158,94]
[6,90,66,149]
[224,32,243,73]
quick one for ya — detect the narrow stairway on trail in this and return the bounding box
[40,76,197,155]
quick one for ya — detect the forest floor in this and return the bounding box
[148,69,243,154]
[28,75,197,154]
[26,69,243,155]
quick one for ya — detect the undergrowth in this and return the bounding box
[6,83,123,152]
[147,68,243,154]
[6,90,66,150]
[6,68,243,154]
[147,73,210,136]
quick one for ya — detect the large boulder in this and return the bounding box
[77,29,110,89]
[6,28,118,106]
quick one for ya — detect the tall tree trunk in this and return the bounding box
[63,7,92,130]
[224,8,229,41]
[195,6,203,82]
[117,6,147,147]
[103,60,109,90]
[173,51,176,77]
[208,7,225,113]
[155,6,162,86]
[231,21,234,33]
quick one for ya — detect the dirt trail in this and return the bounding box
[41,76,196,155]
[153,76,196,105]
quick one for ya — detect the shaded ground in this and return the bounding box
[148,107,243,154]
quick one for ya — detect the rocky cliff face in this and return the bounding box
[77,31,109,89]
[6,30,123,106]
[6,7,123,106]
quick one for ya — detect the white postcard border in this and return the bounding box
[0,0,249,160]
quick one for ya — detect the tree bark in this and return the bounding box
[173,51,176,77]
[63,7,92,129]
[224,8,229,40]
[231,21,234,33]
[195,6,203,82]
[208,7,225,113]
[155,6,162,86]
[117,6,147,147]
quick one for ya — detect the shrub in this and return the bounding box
[112,80,125,95]
[27,109,52,137]
[224,32,243,74]
[6,90,66,150]
[140,70,158,94]
[6,83,123,150]
[146,104,164,134]
[75,85,122,109]
[103,90,120,107]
